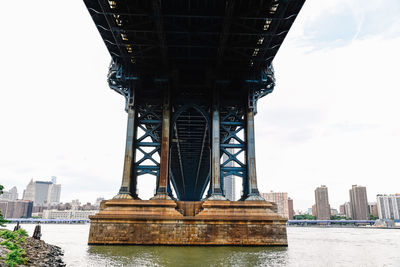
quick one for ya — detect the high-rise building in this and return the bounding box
[349,185,369,220]
[288,198,294,219]
[343,202,352,219]
[314,185,331,220]
[261,191,290,219]
[368,202,378,218]
[22,178,61,206]
[47,183,61,205]
[339,204,345,216]
[0,186,18,201]
[94,197,105,207]
[0,200,33,218]
[376,194,400,220]
[330,208,338,216]
[222,149,235,201]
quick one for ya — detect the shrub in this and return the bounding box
[4,248,28,266]
[0,228,29,267]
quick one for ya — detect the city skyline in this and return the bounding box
[2,177,398,214]
[1,0,400,210]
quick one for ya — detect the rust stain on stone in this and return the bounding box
[89,199,287,246]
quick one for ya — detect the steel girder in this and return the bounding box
[83,0,306,201]
[134,105,162,178]
[220,106,248,198]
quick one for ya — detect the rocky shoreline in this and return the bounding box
[0,231,65,267]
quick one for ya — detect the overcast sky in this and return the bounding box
[1,0,399,212]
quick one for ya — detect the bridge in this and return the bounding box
[7,218,90,224]
[288,220,377,226]
[83,0,305,245]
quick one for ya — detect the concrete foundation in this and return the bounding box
[89,199,287,246]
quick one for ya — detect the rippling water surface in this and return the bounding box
[6,224,400,266]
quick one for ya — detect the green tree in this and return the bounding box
[369,213,378,220]
[293,214,316,220]
[330,215,347,220]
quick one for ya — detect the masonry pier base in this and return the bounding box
[88,199,287,246]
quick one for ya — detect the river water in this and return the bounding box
[5,224,400,266]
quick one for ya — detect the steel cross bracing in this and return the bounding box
[83,0,306,201]
[134,105,162,177]
[220,106,248,197]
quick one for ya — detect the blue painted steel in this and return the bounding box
[82,0,306,202]
[287,220,376,225]
[220,107,248,198]
[134,105,162,178]
[7,218,90,224]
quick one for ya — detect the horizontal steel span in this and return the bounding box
[84,0,305,75]
[82,0,305,201]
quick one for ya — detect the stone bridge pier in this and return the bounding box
[83,0,305,246]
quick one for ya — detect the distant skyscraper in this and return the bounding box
[261,191,289,219]
[94,197,105,207]
[0,200,33,218]
[349,185,369,220]
[222,148,235,201]
[0,186,18,201]
[368,202,378,218]
[344,202,352,219]
[339,204,345,216]
[314,185,331,220]
[376,194,400,220]
[311,204,316,217]
[47,183,61,205]
[23,178,61,206]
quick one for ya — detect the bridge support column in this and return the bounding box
[245,104,264,201]
[114,87,138,199]
[208,89,226,200]
[152,89,172,200]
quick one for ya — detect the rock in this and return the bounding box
[19,236,66,267]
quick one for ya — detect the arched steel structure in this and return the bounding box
[83,0,305,201]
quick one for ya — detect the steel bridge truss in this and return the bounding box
[134,104,162,177]
[220,106,248,198]
[84,0,306,201]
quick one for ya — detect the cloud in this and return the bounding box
[290,0,400,50]
[255,0,400,210]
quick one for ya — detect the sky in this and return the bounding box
[1,0,400,212]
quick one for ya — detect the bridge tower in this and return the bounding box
[84,0,305,245]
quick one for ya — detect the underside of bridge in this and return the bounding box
[84,0,305,245]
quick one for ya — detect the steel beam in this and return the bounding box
[208,88,225,200]
[244,104,264,201]
[152,89,172,199]
[114,87,138,199]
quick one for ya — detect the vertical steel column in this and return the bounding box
[208,88,226,200]
[114,87,138,199]
[152,89,171,199]
[245,96,264,201]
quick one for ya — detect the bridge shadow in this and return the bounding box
[87,245,288,267]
